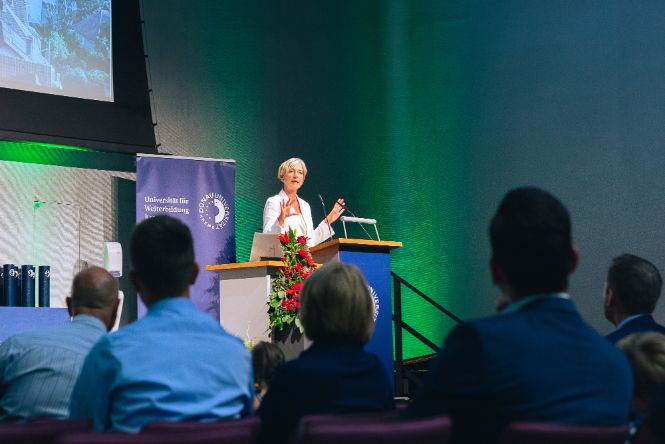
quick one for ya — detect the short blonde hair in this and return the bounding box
[277,158,307,181]
[618,332,665,405]
[300,263,374,345]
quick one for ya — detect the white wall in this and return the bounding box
[0,160,134,307]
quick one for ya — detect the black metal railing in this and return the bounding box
[392,272,463,396]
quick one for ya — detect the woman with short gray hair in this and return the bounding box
[300,262,375,345]
[258,263,394,444]
[262,157,345,247]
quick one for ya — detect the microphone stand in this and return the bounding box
[318,194,334,242]
[337,201,374,241]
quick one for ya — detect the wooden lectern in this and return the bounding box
[207,238,402,367]
[206,261,283,346]
[206,260,312,360]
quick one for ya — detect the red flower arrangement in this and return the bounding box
[268,229,317,332]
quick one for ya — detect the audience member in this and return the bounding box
[0,266,119,421]
[604,254,665,344]
[404,187,632,443]
[69,215,253,432]
[618,332,665,442]
[258,263,394,444]
[617,332,665,417]
[251,341,285,411]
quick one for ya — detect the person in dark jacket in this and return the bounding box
[604,254,665,344]
[258,262,394,444]
[405,187,632,444]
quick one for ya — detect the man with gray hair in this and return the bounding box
[0,266,119,420]
[604,253,665,343]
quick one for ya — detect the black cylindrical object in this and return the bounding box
[0,266,4,306]
[16,267,21,300]
[20,265,35,307]
[3,264,19,306]
[38,266,51,308]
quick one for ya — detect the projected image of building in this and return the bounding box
[0,0,60,89]
[0,0,112,101]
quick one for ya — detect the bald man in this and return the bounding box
[0,266,119,421]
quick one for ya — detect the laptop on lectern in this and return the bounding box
[249,232,283,262]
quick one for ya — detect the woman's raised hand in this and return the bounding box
[278,196,298,226]
[326,198,345,225]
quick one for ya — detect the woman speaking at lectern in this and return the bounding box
[263,158,345,247]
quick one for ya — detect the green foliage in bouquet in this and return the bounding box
[267,229,317,333]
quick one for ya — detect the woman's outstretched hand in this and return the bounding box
[278,196,298,226]
[326,198,345,225]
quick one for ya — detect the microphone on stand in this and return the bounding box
[334,200,375,241]
[318,193,334,242]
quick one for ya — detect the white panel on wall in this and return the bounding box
[33,202,80,307]
[0,160,135,305]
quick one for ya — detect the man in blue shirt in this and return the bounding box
[405,187,632,443]
[0,266,119,420]
[604,254,665,343]
[69,215,253,432]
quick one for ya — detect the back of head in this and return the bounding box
[607,254,662,315]
[71,266,119,313]
[617,332,665,413]
[490,187,574,296]
[130,215,196,299]
[300,263,374,345]
[251,341,285,388]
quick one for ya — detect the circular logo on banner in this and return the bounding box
[199,193,231,230]
[368,285,379,322]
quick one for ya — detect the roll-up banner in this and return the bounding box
[136,155,236,319]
